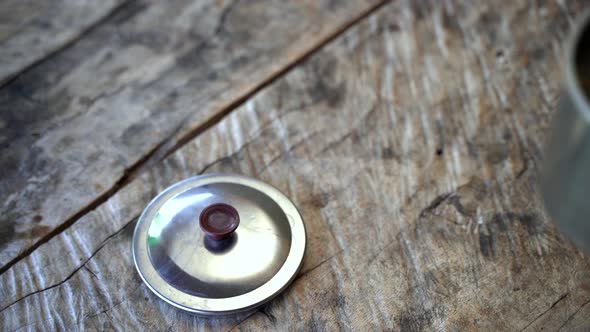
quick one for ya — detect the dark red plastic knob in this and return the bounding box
[199,203,240,240]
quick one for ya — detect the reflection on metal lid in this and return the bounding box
[132,174,306,315]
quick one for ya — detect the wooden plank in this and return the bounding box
[0,0,127,85]
[0,0,386,268]
[2,0,590,330]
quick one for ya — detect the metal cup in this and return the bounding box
[541,12,590,253]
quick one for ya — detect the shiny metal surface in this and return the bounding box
[133,174,306,315]
[541,12,590,254]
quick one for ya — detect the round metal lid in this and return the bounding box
[132,174,306,315]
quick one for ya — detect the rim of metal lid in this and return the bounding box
[132,174,306,315]
[565,10,590,122]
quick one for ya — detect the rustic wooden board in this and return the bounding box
[0,0,385,269]
[2,0,590,331]
[0,0,127,85]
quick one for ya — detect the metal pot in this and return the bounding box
[541,12,590,253]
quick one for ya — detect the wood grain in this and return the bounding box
[0,0,127,85]
[2,0,590,331]
[0,0,385,269]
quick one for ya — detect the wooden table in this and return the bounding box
[1,0,589,330]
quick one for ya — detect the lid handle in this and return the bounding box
[199,203,240,240]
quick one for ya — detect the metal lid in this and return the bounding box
[132,174,306,316]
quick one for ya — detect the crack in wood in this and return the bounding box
[366,240,398,268]
[517,292,570,332]
[257,131,322,176]
[226,309,260,332]
[0,215,138,314]
[109,0,148,25]
[196,134,262,176]
[418,193,453,219]
[556,297,590,332]
[83,266,99,280]
[297,249,344,281]
[80,282,142,322]
[258,305,277,324]
[317,103,379,155]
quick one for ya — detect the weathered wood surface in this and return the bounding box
[2,0,590,331]
[0,0,127,85]
[0,0,385,269]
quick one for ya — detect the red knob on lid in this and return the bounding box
[199,203,240,240]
